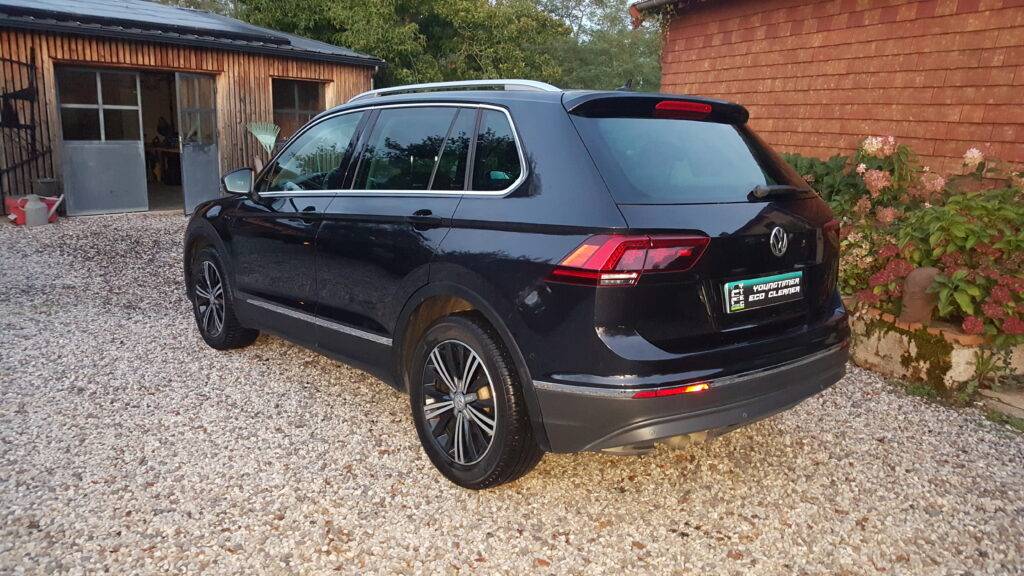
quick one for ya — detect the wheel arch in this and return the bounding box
[393,279,552,451]
[183,217,231,302]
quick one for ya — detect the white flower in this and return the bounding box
[963,147,984,169]
[856,163,867,174]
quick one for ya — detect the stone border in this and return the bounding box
[847,306,1024,390]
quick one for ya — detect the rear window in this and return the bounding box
[571,117,808,204]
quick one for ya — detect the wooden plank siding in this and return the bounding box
[0,28,375,203]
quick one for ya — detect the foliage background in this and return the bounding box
[155,0,662,91]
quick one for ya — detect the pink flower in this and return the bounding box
[1003,316,1024,335]
[856,163,867,174]
[881,136,898,157]
[997,275,1024,292]
[982,301,1006,320]
[885,259,914,277]
[920,172,946,194]
[878,244,900,259]
[991,285,1014,304]
[962,316,985,335]
[803,174,816,183]
[963,147,984,169]
[854,197,871,213]
[876,206,904,224]
[863,169,892,195]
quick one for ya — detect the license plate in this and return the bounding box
[723,271,803,313]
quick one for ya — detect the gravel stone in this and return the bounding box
[1,213,1022,575]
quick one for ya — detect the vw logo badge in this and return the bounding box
[770,226,788,257]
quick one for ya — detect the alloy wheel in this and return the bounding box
[194,260,225,336]
[421,340,497,465]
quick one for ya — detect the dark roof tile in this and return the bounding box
[0,0,384,67]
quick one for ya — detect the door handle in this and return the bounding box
[407,209,443,229]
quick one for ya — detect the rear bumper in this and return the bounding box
[534,344,848,453]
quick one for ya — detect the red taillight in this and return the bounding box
[632,382,710,399]
[654,100,712,120]
[548,234,709,286]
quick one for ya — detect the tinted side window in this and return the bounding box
[261,112,363,193]
[354,108,458,191]
[472,110,521,191]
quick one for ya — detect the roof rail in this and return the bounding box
[348,79,562,103]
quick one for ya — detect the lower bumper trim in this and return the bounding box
[534,345,848,453]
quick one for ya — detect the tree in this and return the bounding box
[236,0,571,87]
[538,0,663,92]
[152,0,236,15]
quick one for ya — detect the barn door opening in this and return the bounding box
[57,68,148,215]
[176,73,220,214]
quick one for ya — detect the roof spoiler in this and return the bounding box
[563,93,749,124]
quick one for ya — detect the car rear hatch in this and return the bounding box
[559,93,841,362]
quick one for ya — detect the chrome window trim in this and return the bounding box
[256,102,527,199]
[533,344,846,399]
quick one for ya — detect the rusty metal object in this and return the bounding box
[899,267,941,323]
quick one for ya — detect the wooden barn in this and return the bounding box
[0,0,382,215]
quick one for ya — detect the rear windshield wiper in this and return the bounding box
[748,184,809,200]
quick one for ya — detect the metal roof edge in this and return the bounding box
[0,14,385,69]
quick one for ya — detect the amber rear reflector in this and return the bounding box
[632,382,710,399]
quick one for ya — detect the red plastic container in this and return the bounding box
[5,196,60,226]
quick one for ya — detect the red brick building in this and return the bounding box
[633,0,1024,174]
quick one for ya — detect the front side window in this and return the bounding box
[272,79,325,140]
[261,112,363,193]
[472,110,521,191]
[353,107,470,191]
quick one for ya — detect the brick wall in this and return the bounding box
[660,0,1024,175]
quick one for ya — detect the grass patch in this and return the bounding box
[985,411,1024,434]
[886,378,942,401]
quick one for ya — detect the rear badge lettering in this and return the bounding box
[724,271,803,313]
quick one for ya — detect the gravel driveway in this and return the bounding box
[1,213,1022,575]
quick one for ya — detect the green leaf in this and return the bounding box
[953,291,975,315]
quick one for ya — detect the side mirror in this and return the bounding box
[221,168,254,195]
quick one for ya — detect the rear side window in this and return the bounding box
[571,116,806,204]
[472,110,522,191]
[355,107,464,191]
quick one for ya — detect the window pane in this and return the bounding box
[272,79,295,110]
[263,112,364,192]
[181,111,215,144]
[274,112,311,141]
[296,82,322,111]
[472,110,521,191]
[354,108,456,191]
[571,118,801,204]
[431,109,474,191]
[103,109,141,140]
[100,72,138,107]
[57,69,98,105]
[61,108,100,140]
[195,76,214,109]
[178,76,198,109]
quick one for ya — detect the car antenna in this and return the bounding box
[615,79,634,92]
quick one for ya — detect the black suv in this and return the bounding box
[184,80,849,489]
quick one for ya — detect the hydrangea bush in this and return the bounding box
[783,140,1024,344]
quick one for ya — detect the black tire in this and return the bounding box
[189,247,259,350]
[410,313,543,489]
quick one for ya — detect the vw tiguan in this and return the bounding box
[184,80,849,489]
